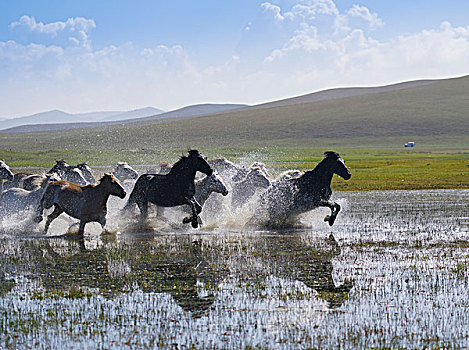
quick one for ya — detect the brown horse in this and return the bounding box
[34,173,126,236]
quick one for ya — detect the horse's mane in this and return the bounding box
[169,150,201,174]
[300,152,339,180]
[324,151,340,159]
[170,155,189,173]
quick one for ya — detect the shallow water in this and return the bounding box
[0,190,468,349]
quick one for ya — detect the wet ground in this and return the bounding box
[0,190,468,349]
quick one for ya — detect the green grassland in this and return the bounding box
[0,147,467,191]
[0,76,468,191]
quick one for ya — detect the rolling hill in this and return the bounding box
[0,75,468,151]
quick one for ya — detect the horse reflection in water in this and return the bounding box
[261,233,354,308]
[124,150,213,228]
[259,151,351,227]
[22,236,216,318]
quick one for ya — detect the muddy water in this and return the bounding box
[0,190,468,349]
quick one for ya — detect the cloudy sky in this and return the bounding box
[1,0,469,118]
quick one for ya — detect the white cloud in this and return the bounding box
[261,3,289,22]
[262,0,338,22]
[9,15,95,48]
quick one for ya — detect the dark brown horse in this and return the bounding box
[124,150,213,228]
[34,173,126,236]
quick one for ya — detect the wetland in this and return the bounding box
[0,189,468,349]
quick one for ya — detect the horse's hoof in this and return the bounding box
[328,216,336,226]
[191,220,199,229]
[324,215,331,222]
[182,217,192,224]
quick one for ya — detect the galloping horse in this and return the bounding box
[0,173,60,217]
[261,151,351,226]
[194,172,229,207]
[231,166,271,209]
[34,173,126,236]
[124,150,213,228]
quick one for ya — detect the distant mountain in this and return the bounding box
[0,104,246,133]
[1,76,468,149]
[99,107,164,121]
[0,107,164,131]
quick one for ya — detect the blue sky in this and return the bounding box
[1,0,469,118]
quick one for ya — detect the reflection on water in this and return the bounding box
[0,190,468,349]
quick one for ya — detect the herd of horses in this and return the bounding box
[0,150,351,236]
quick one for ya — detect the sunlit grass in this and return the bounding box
[1,147,467,190]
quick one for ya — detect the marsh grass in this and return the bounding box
[0,190,468,348]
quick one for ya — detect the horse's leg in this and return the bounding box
[44,205,63,233]
[137,200,148,222]
[156,206,165,217]
[99,217,109,235]
[319,200,341,226]
[34,198,46,223]
[182,198,200,228]
[78,221,86,236]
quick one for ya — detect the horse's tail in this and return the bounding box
[123,174,151,211]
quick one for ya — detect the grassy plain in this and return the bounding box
[1,76,468,191]
[0,147,467,191]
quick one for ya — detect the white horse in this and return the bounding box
[194,172,229,207]
[232,162,270,182]
[112,162,139,182]
[208,158,239,178]
[74,162,97,185]
[231,166,271,209]
[0,173,60,217]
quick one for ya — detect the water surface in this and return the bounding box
[1,190,468,349]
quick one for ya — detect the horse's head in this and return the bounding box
[188,150,213,176]
[232,166,248,182]
[208,158,238,175]
[206,172,229,196]
[246,167,271,189]
[250,162,270,178]
[76,162,97,184]
[114,162,138,180]
[49,159,70,175]
[0,160,14,181]
[100,173,126,199]
[324,151,351,180]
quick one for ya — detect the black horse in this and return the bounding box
[262,151,351,227]
[124,150,213,228]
